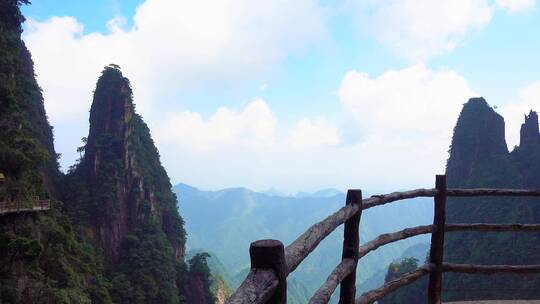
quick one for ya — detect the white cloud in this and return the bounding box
[152,100,347,192]
[23,0,327,123]
[154,99,278,151]
[339,64,475,138]
[155,65,478,193]
[496,0,536,13]
[24,0,537,192]
[338,64,476,182]
[288,119,340,148]
[500,81,540,149]
[347,0,536,61]
[347,0,494,60]
[154,99,342,152]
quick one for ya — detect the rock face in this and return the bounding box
[19,45,61,195]
[84,66,136,261]
[1,2,111,303]
[0,1,60,197]
[184,274,215,304]
[213,276,231,304]
[446,97,509,187]
[444,98,540,301]
[78,65,185,262]
[520,110,540,149]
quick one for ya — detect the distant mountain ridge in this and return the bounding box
[294,188,344,198]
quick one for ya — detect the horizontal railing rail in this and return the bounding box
[362,188,437,210]
[446,188,540,197]
[308,258,356,304]
[442,263,540,274]
[226,270,278,304]
[357,264,435,304]
[285,195,362,274]
[445,223,540,232]
[358,225,435,259]
[226,175,540,304]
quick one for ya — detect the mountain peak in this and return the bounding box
[86,65,133,152]
[519,110,540,148]
[69,65,186,262]
[446,97,508,187]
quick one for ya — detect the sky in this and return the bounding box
[21,0,540,193]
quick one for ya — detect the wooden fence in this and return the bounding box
[0,198,50,215]
[225,175,540,304]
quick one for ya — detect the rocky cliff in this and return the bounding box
[444,98,540,301]
[519,110,540,149]
[71,65,185,262]
[512,110,540,189]
[1,1,110,303]
[446,97,511,188]
[65,65,195,303]
[0,0,60,201]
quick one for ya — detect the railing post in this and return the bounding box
[428,175,447,304]
[250,239,287,304]
[339,189,362,304]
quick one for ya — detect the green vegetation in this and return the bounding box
[0,0,55,205]
[379,257,427,304]
[0,203,112,304]
[0,1,110,303]
[110,220,179,304]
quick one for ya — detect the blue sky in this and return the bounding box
[21,0,540,193]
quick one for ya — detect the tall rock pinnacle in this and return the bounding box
[446,97,508,187]
[519,110,540,148]
[77,64,185,261]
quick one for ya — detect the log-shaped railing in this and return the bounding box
[225,175,540,304]
[0,198,50,215]
[357,264,435,304]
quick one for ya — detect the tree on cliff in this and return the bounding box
[379,257,428,304]
[177,253,215,304]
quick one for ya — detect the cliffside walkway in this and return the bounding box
[225,174,540,304]
[0,199,50,215]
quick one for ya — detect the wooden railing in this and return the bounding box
[225,175,540,304]
[0,198,50,215]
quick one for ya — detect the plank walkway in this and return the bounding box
[0,200,50,215]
